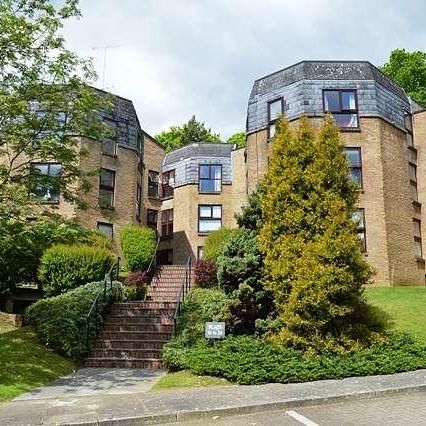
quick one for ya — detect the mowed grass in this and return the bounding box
[151,370,231,391]
[0,326,75,402]
[366,286,426,341]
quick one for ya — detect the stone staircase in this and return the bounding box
[85,264,193,369]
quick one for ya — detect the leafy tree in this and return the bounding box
[0,0,107,219]
[156,115,221,152]
[235,184,265,232]
[204,228,236,262]
[381,49,426,106]
[227,131,246,148]
[258,116,382,353]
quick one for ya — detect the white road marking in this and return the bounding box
[286,410,319,426]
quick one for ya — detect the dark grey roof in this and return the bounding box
[164,143,233,165]
[410,98,426,113]
[250,61,407,102]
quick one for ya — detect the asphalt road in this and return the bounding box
[159,390,426,425]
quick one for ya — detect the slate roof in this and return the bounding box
[250,61,408,102]
[164,143,233,165]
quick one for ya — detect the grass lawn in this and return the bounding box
[151,370,231,391]
[366,286,426,341]
[0,326,76,402]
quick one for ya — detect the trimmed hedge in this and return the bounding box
[163,333,426,385]
[39,244,114,296]
[119,226,156,271]
[26,281,123,360]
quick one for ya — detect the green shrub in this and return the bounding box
[26,281,123,360]
[177,288,230,344]
[39,244,114,296]
[119,226,156,271]
[204,228,236,262]
[163,332,426,385]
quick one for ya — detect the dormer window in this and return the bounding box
[323,90,358,128]
[267,98,284,139]
[199,164,222,193]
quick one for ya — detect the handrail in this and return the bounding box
[146,234,161,282]
[85,258,122,353]
[173,256,192,335]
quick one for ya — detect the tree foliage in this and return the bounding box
[235,184,265,232]
[155,115,221,152]
[381,49,426,107]
[0,0,108,219]
[227,131,246,148]
[258,116,382,352]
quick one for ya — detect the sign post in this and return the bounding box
[205,322,225,339]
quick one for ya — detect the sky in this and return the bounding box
[61,0,426,140]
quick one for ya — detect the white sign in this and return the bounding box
[205,322,225,339]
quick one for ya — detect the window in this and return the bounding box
[135,183,142,221]
[157,249,173,265]
[352,209,366,253]
[148,170,159,198]
[137,137,143,172]
[409,163,418,201]
[161,209,173,238]
[267,98,283,139]
[33,110,66,142]
[162,170,175,198]
[345,148,362,188]
[101,118,117,156]
[199,164,222,193]
[405,114,414,147]
[198,205,222,233]
[323,90,358,128]
[99,168,115,209]
[97,222,113,238]
[31,163,62,203]
[147,209,158,231]
[197,246,204,260]
[414,219,423,259]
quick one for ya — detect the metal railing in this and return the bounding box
[85,258,122,353]
[173,256,192,335]
[146,234,161,282]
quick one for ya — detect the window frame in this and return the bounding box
[148,170,159,199]
[345,147,363,189]
[161,208,174,239]
[322,89,359,129]
[409,162,418,202]
[162,169,175,199]
[413,218,423,259]
[198,164,222,193]
[197,246,204,260]
[31,162,62,204]
[97,222,113,239]
[147,208,158,231]
[99,168,116,210]
[135,183,142,221]
[353,208,367,253]
[198,204,222,234]
[267,97,284,140]
[101,118,118,157]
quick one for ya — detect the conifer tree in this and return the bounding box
[258,115,381,352]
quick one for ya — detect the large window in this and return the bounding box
[97,222,113,238]
[135,183,142,221]
[101,118,117,156]
[405,114,414,147]
[161,209,173,238]
[147,209,158,231]
[162,170,175,198]
[148,170,159,198]
[352,209,366,253]
[414,219,423,259]
[99,168,115,209]
[31,163,62,203]
[323,90,358,128]
[345,148,362,188]
[409,163,418,201]
[199,164,222,193]
[267,97,284,139]
[198,205,222,233]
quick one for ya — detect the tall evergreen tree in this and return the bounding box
[258,115,381,352]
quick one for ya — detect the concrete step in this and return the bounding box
[109,308,175,317]
[103,323,174,333]
[105,315,174,325]
[91,348,162,359]
[95,339,167,350]
[100,331,173,341]
[85,358,162,369]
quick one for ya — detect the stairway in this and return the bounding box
[85,264,193,369]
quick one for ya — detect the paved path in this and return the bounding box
[1,368,426,424]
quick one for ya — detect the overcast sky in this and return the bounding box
[62,0,426,140]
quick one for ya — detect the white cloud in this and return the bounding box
[62,0,426,139]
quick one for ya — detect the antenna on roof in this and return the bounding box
[92,44,123,90]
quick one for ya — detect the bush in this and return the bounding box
[119,226,156,271]
[204,228,236,262]
[194,260,217,288]
[124,270,149,300]
[26,281,123,360]
[176,288,230,344]
[39,244,115,296]
[163,332,426,385]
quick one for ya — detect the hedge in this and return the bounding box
[26,281,123,360]
[39,244,114,296]
[203,228,236,262]
[119,226,156,271]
